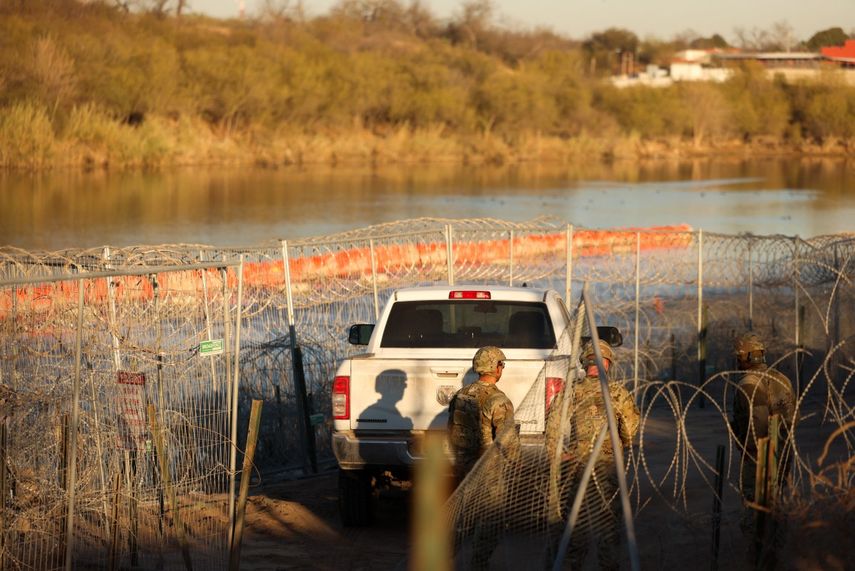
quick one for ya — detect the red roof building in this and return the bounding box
[821,39,855,65]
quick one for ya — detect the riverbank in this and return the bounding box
[1,106,853,171]
[4,3,855,172]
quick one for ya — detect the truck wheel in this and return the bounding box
[338,469,373,526]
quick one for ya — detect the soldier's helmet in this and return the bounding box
[580,339,614,366]
[734,332,765,360]
[473,346,507,375]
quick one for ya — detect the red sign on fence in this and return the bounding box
[116,371,148,451]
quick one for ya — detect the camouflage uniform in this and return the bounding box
[448,347,519,570]
[730,335,797,504]
[545,341,639,571]
[448,380,518,481]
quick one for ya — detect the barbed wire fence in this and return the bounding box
[0,217,853,568]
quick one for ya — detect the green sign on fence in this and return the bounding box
[199,339,224,356]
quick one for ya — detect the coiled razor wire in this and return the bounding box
[0,218,853,569]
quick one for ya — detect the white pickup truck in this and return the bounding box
[331,284,583,525]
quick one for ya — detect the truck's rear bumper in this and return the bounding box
[333,431,418,470]
[333,431,545,471]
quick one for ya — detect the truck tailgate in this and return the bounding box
[348,358,547,433]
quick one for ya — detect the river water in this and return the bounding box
[1,157,852,250]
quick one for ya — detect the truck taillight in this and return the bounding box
[546,377,564,412]
[449,290,491,299]
[333,376,350,420]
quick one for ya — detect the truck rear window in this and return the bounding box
[381,300,556,349]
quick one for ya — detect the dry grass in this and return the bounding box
[2,105,854,171]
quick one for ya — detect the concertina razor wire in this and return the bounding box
[0,217,853,569]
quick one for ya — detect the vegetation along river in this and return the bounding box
[1,157,852,250]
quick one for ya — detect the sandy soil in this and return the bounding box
[240,472,410,571]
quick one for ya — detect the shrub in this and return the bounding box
[0,101,55,168]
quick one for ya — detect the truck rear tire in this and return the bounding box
[338,469,373,526]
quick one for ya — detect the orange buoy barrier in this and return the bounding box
[0,225,692,317]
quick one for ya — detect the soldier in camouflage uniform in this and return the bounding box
[731,333,797,512]
[545,339,639,571]
[448,346,520,570]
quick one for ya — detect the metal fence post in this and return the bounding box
[831,243,841,385]
[103,247,121,370]
[281,241,317,475]
[581,284,640,571]
[445,224,455,286]
[710,444,725,571]
[565,224,573,304]
[221,264,232,417]
[369,239,380,321]
[697,230,705,408]
[91,252,113,536]
[634,231,641,398]
[793,237,801,394]
[228,256,245,547]
[152,274,165,414]
[150,272,167,554]
[0,418,6,570]
[199,251,220,392]
[63,279,85,571]
[220,261,233,531]
[509,229,514,287]
[747,239,754,331]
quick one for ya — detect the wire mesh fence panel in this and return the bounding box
[0,263,237,570]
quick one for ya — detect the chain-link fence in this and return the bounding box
[1,218,853,568]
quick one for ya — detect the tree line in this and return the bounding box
[1,0,853,168]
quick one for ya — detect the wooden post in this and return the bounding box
[229,400,264,571]
[148,405,194,571]
[412,434,451,571]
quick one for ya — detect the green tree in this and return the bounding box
[583,28,639,75]
[722,62,790,139]
[805,27,849,51]
[690,34,729,49]
[679,82,731,145]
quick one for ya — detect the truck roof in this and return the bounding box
[393,284,551,302]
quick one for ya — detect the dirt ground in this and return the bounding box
[240,470,411,571]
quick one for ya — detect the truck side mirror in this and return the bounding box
[348,324,375,346]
